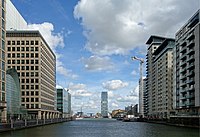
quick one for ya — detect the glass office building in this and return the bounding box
[101,92,108,118]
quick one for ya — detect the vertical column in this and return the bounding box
[38,111,41,119]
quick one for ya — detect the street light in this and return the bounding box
[131,56,144,117]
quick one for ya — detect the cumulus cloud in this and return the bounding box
[69,83,92,99]
[26,22,77,78]
[82,55,114,72]
[74,0,199,56]
[27,22,64,51]
[102,80,128,90]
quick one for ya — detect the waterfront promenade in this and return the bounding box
[0,118,71,133]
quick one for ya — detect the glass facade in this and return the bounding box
[101,92,108,117]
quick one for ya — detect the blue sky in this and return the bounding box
[11,0,199,114]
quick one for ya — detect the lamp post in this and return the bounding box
[131,56,144,117]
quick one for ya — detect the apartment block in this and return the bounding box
[6,30,59,119]
[146,36,175,119]
[174,10,200,115]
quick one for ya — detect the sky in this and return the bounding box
[11,0,199,114]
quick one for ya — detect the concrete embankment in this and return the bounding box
[0,118,72,133]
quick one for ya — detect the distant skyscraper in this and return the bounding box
[101,92,108,118]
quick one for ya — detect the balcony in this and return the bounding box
[188,85,195,91]
[187,55,195,62]
[187,78,195,84]
[180,46,187,53]
[180,60,187,66]
[187,40,195,47]
[186,32,194,40]
[187,62,195,69]
[188,70,195,77]
[187,48,194,55]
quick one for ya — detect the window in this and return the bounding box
[22,98,25,102]
[21,85,25,89]
[2,72,5,81]
[2,82,5,91]
[21,72,25,77]
[21,60,25,64]
[26,79,29,83]
[26,104,29,109]
[31,41,34,45]
[22,92,25,96]
[21,66,25,70]
[35,85,39,89]
[2,9,5,19]
[21,47,25,51]
[26,60,29,64]
[12,41,15,45]
[21,79,25,83]
[26,72,29,77]
[17,41,20,45]
[35,91,39,96]
[12,47,15,51]
[21,41,25,45]
[31,79,34,83]
[12,53,15,58]
[2,61,5,71]
[26,85,29,90]
[7,41,11,45]
[35,60,38,64]
[31,98,34,102]
[8,53,11,58]
[31,47,34,51]
[17,66,20,70]
[7,47,11,51]
[35,79,39,83]
[21,53,25,58]
[35,41,39,45]
[26,98,29,102]
[26,41,29,45]
[26,66,29,70]
[26,47,29,51]
[35,53,38,58]
[31,53,34,57]
[31,91,34,96]
[35,47,38,51]
[26,53,29,58]
[7,60,11,64]
[17,53,20,58]
[31,66,34,70]
[17,47,20,51]
[12,60,15,64]
[2,19,5,29]
[2,40,5,50]
[35,66,38,70]
[2,30,5,39]
[2,51,5,60]
[35,98,39,102]
[31,85,34,89]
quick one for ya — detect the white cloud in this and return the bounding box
[26,22,77,78]
[69,83,92,99]
[102,80,128,90]
[74,0,199,56]
[117,95,138,104]
[27,22,64,51]
[82,55,114,72]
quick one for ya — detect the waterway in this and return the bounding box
[0,118,199,137]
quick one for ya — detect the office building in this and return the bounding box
[146,36,175,119]
[174,10,200,115]
[0,0,6,123]
[56,85,71,118]
[6,0,27,30]
[6,30,58,119]
[101,91,108,118]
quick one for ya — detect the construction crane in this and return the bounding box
[131,56,144,117]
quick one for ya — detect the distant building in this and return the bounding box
[6,30,58,119]
[111,109,125,118]
[143,78,148,117]
[125,104,138,116]
[56,85,71,118]
[146,35,175,119]
[174,10,200,115]
[101,92,108,118]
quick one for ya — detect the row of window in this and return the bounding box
[21,84,39,90]
[9,65,39,71]
[8,59,39,64]
[22,104,39,109]
[21,78,39,83]
[7,53,39,58]
[22,91,39,96]
[22,97,39,102]
[7,40,39,46]
[7,46,39,52]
